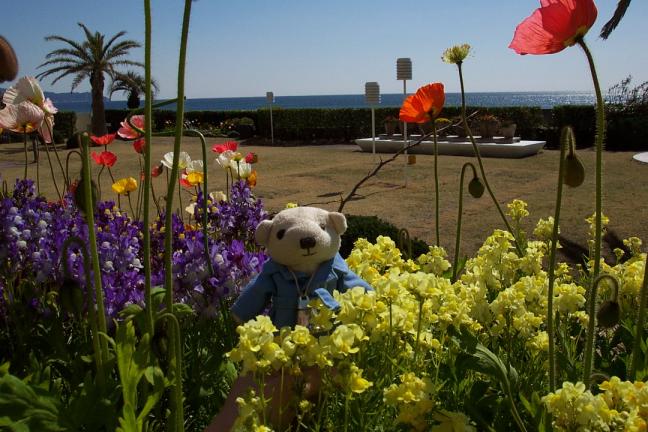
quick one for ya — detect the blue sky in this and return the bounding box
[3,0,647,99]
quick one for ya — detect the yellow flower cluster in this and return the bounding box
[383,372,435,431]
[416,246,451,276]
[507,199,529,223]
[345,236,418,285]
[231,390,275,432]
[544,379,648,431]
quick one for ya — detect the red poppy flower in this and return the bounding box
[399,83,445,124]
[509,0,597,55]
[133,138,145,154]
[211,140,238,154]
[245,152,257,164]
[151,163,164,178]
[91,151,117,167]
[90,133,116,146]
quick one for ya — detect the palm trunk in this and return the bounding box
[90,71,108,136]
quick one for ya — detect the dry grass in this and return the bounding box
[2,136,647,261]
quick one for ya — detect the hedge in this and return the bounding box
[101,105,647,151]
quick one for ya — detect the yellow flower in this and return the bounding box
[441,44,471,64]
[285,202,298,209]
[431,410,476,432]
[185,171,203,185]
[111,177,138,195]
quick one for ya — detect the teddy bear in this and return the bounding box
[206,207,372,431]
[231,206,372,329]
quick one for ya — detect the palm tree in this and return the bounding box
[37,23,142,135]
[109,70,159,109]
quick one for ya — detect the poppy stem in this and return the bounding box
[432,121,440,246]
[577,38,605,388]
[141,0,155,337]
[629,253,648,381]
[163,1,193,429]
[546,126,573,393]
[452,162,478,282]
[43,139,63,201]
[22,132,28,180]
[456,63,522,255]
[45,122,68,188]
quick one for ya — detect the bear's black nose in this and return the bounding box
[300,236,316,249]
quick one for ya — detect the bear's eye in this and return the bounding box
[319,223,326,231]
[276,229,286,240]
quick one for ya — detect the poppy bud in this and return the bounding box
[0,36,18,83]
[151,163,164,178]
[563,153,585,188]
[74,175,98,214]
[468,176,484,198]
[59,277,84,318]
[597,300,620,328]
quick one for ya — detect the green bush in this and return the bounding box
[53,111,76,141]
[340,214,429,259]
[550,105,595,149]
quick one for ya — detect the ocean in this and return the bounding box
[54,91,595,113]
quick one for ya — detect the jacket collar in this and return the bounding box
[264,253,347,283]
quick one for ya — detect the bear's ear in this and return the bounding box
[328,212,347,235]
[255,220,273,247]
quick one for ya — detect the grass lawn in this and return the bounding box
[2,136,646,262]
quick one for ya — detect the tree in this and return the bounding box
[109,71,159,109]
[37,23,142,136]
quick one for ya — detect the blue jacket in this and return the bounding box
[231,253,372,328]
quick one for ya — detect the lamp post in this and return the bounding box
[266,91,274,144]
[364,82,380,160]
[397,58,412,184]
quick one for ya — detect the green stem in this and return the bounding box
[42,139,63,201]
[452,162,478,282]
[158,312,184,431]
[432,121,440,246]
[630,253,648,380]
[45,122,68,188]
[186,130,214,277]
[577,39,605,282]
[457,62,521,255]
[142,0,154,336]
[583,275,619,387]
[163,1,193,430]
[80,134,109,364]
[413,299,423,366]
[546,127,572,392]
[61,236,105,387]
[23,133,28,180]
[34,138,40,195]
[577,38,606,389]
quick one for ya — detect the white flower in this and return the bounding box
[161,151,192,170]
[209,191,227,203]
[0,101,44,134]
[2,76,57,142]
[215,150,235,171]
[230,160,252,179]
[185,202,197,215]
[186,159,203,173]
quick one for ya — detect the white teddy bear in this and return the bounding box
[231,206,372,328]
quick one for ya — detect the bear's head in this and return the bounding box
[255,206,347,274]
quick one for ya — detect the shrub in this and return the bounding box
[53,111,76,141]
[340,214,429,259]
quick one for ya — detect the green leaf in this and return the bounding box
[0,373,66,431]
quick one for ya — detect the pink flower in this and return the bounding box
[2,76,56,142]
[0,101,44,134]
[90,133,116,146]
[118,115,145,140]
[211,140,238,154]
[91,151,117,167]
[509,0,598,55]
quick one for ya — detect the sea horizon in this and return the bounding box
[53,90,595,113]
